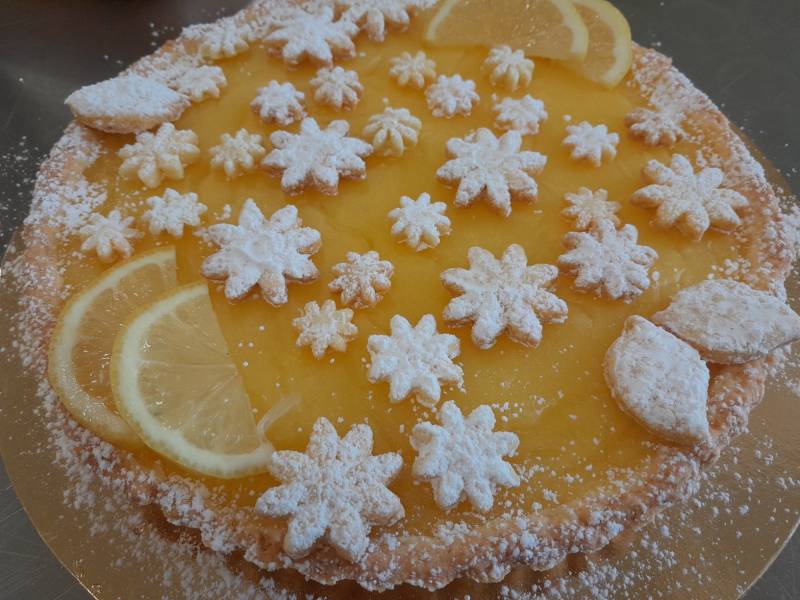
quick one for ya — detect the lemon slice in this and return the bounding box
[48,247,177,448]
[567,0,633,87]
[111,282,272,479]
[424,0,589,61]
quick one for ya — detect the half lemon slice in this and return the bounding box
[48,246,177,448]
[424,0,590,61]
[567,0,633,87]
[111,282,272,479]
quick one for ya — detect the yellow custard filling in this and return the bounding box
[58,19,745,535]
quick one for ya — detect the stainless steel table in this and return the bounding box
[1,1,798,598]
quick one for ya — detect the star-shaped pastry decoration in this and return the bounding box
[631,154,748,241]
[336,0,434,42]
[264,7,358,66]
[262,118,373,196]
[388,192,451,251]
[201,199,321,305]
[255,417,404,562]
[293,300,358,359]
[198,17,252,59]
[562,121,619,167]
[493,95,548,136]
[79,210,142,263]
[410,401,520,512]
[625,106,684,147]
[250,81,306,126]
[562,187,621,230]
[425,74,480,118]
[310,66,364,111]
[209,129,266,178]
[363,107,422,157]
[118,123,200,189]
[367,314,463,406]
[558,220,658,301]
[169,65,227,103]
[389,50,436,89]
[142,188,207,238]
[441,244,568,349]
[436,128,547,217]
[329,250,394,309]
[482,45,534,91]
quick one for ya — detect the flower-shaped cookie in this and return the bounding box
[388,192,451,251]
[201,199,321,305]
[561,187,621,230]
[293,300,358,359]
[255,417,404,562]
[199,18,252,60]
[563,121,619,167]
[264,7,358,66]
[493,95,548,136]
[209,129,266,178]
[362,107,421,157]
[118,123,200,188]
[79,210,141,263]
[411,401,520,512]
[482,45,534,91]
[250,81,306,126]
[631,154,748,241]
[310,66,364,110]
[329,250,394,308]
[625,107,684,147]
[441,244,568,349]
[169,65,227,103]
[142,188,207,238]
[336,0,433,42]
[436,128,547,217]
[389,51,436,89]
[558,220,658,301]
[262,118,373,195]
[425,75,479,118]
[367,314,463,406]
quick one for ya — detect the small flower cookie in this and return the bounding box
[329,250,394,309]
[631,154,748,241]
[563,121,619,167]
[294,300,358,359]
[198,17,252,60]
[336,0,433,42]
[411,401,520,512]
[264,7,358,66]
[250,81,306,126]
[142,188,207,238]
[362,107,421,157]
[389,51,436,89]
[441,244,568,349]
[201,199,321,305]
[625,106,684,147]
[209,129,266,178]
[169,65,227,103]
[79,210,142,263]
[310,66,364,111]
[255,417,404,562]
[388,193,451,251]
[425,75,479,118]
[367,314,463,406]
[562,187,621,230]
[493,95,548,136]
[558,220,658,301]
[118,123,200,188]
[482,45,534,91]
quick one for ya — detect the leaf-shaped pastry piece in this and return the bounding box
[652,279,800,364]
[604,316,710,445]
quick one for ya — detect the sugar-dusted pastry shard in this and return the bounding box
[425,74,479,118]
[255,417,404,562]
[209,129,266,178]
[604,315,710,445]
[652,279,800,364]
[436,128,547,217]
[264,7,358,67]
[562,187,620,230]
[169,65,227,103]
[625,106,684,147]
[262,118,373,196]
[310,66,364,111]
[389,50,436,89]
[631,154,748,241]
[329,251,394,309]
[563,121,619,167]
[250,81,306,126]
[367,314,463,406]
[142,188,207,238]
[558,220,657,301]
[336,0,434,42]
[363,107,422,157]
[389,192,451,251]
[201,199,321,305]
[482,45,534,91]
[79,210,142,263]
[118,123,200,188]
[65,74,190,134]
[411,401,519,512]
[493,95,548,136]
[441,244,568,349]
[293,300,358,359]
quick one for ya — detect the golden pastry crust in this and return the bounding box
[13,2,795,591]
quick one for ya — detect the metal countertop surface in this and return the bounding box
[1,0,798,598]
